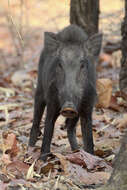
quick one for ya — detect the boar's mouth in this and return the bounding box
[60,107,78,118]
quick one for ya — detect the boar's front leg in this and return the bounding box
[40,105,59,161]
[66,117,79,151]
[80,113,94,154]
[29,88,46,147]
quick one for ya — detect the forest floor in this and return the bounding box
[0,0,126,190]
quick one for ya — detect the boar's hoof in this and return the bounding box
[39,152,52,161]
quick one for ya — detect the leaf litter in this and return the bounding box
[0,0,126,189]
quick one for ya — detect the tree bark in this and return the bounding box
[98,130,127,190]
[70,0,100,35]
[119,0,127,93]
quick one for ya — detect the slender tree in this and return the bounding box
[119,0,127,93]
[70,0,100,35]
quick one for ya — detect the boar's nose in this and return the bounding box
[60,102,78,118]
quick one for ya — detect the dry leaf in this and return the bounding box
[66,149,111,171]
[109,95,123,112]
[0,87,15,97]
[68,163,111,185]
[26,160,36,180]
[93,112,111,123]
[2,132,19,157]
[26,146,40,163]
[6,161,30,178]
[96,78,112,108]
[113,113,127,128]
[1,153,11,165]
[39,162,54,174]
[54,153,70,175]
[0,182,8,190]
[11,70,31,86]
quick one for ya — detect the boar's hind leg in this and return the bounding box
[80,114,94,154]
[66,117,79,151]
[29,89,46,147]
[40,105,59,161]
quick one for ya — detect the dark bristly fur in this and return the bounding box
[29,25,102,161]
[57,24,88,44]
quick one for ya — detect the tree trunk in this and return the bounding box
[98,130,127,190]
[119,0,127,93]
[70,0,100,36]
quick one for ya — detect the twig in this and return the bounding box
[7,0,25,68]
[54,175,60,190]
[6,14,21,56]
[8,0,24,48]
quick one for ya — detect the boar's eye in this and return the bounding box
[80,59,88,69]
[56,59,63,74]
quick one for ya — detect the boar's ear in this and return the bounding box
[85,33,102,57]
[44,32,59,52]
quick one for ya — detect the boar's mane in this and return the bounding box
[57,25,88,44]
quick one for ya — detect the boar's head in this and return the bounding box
[44,25,102,118]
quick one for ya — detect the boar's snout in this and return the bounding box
[60,102,78,118]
